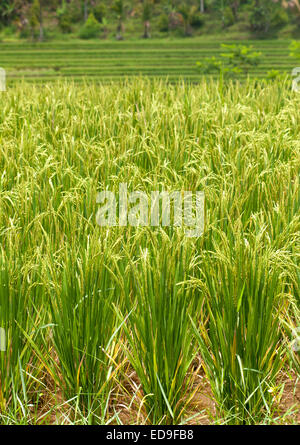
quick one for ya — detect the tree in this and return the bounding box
[38,0,44,41]
[141,0,154,38]
[282,0,300,14]
[0,0,27,27]
[0,0,16,26]
[229,0,239,21]
[83,0,89,22]
[79,11,101,38]
[29,0,44,41]
[197,43,262,77]
[220,43,262,75]
[93,1,107,23]
[249,0,272,32]
[112,0,126,40]
[178,3,197,36]
[282,0,300,25]
[57,0,72,33]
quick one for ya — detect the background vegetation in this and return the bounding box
[0,39,298,83]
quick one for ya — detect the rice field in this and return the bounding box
[0,77,299,425]
[0,39,298,83]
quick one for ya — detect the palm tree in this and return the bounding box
[112,0,126,40]
[142,0,153,38]
[0,0,16,26]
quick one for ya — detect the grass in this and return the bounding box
[0,77,299,424]
[118,238,198,424]
[0,38,298,83]
[46,247,123,422]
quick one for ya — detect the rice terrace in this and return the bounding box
[0,0,299,429]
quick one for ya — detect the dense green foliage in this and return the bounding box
[1,0,300,41]
[197,43,262,76]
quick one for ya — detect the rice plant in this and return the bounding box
[0,78,298,424]
[46,244,123,423]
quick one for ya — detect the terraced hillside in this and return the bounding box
[0,39,298,83]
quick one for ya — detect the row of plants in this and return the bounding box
[1,0,300,41]
[0,78,299,424]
